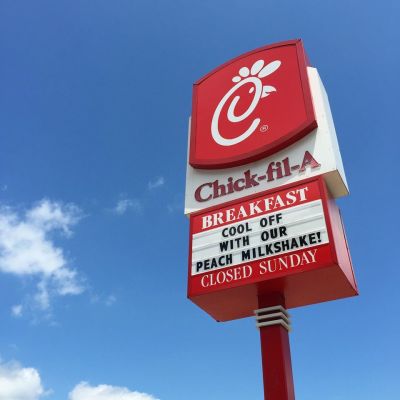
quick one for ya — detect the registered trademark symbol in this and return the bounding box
[260,124,269,133]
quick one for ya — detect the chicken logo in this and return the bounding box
[212,59,281,147]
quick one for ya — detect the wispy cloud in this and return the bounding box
[105,294,116,306]
[0,199,85,313]
[69,382,159,400]
[89,293,117,307]
[11,304,23,318]
[113,198,141,215]
[0,360,46,400]
[148,176,165,191]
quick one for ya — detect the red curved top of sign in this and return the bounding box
[190,39,317,169]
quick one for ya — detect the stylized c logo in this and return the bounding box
[211,77,262,147]
[210,59,281,148]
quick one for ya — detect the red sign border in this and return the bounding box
[190,39,318,169]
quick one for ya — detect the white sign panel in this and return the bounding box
[192,199,329,276]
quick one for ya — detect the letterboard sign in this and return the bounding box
[187,177,357,321]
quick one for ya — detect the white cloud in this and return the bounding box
[11,304,23,318]
[0,199,84,311]
[0,362,159,400]
[69,382,159,400]
[148,177,165,190]
[0,360,45,400]
[26,200,80,236]
[113,198,141,215]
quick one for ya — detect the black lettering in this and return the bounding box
[261,231,269,242]
[281,240,291,251]
[242,250,251,261]
[265,243,274,255]
[219,241,229,252]
[308,233,317,245]
[260,217,268,227]
[299,235,308,246]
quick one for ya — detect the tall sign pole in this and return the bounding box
[184,39,357,399]
[257,293,295,400]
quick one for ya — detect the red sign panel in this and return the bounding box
[187,177,357,321]
[190,39,317,169]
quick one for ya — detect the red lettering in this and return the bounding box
[299,151,320,172]
[195,182,212,202]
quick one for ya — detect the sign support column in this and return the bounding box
[256,293,295,400]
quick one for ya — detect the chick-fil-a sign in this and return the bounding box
[190,40,317,169]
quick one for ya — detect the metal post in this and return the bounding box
[255,293,295,400]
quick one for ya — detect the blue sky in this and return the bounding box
[0,0,399,399]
